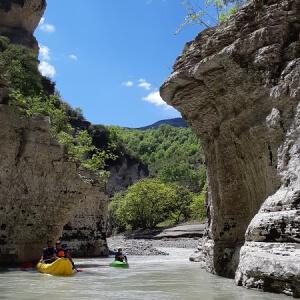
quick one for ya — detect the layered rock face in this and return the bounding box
[0,0,109,264]
[107,156,149,196]
[0,0,46,53]
[0,104,109,264]
[161,0,300,296]
[61,170,109,257]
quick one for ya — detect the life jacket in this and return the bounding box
[115,252,125,262]
[56,248,66,258]
[43,247,55,260]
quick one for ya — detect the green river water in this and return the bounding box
[0,248,289,300]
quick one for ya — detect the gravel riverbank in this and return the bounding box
[107,233,200,256]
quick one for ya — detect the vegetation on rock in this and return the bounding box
[175,0,245,34]
[0,36,115,182]
[0,35,207,229]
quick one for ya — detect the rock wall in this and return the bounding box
[107,156,149,197]
[160,0,300,296]
[0,0,110,265]
[61,169,109,257]
[0,0,46,53]
[0,104,109,265]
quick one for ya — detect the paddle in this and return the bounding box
[21,259,51,268]
[21,262,33,268]
[43,258,54,263]
[72,263,83,272]
[71,261,83,272]
[74,267,83,272]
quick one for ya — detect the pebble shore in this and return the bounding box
[107,233,200,256]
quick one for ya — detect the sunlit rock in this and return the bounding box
[161,0,300,296]
[0,105,109,264]
[0,0,46,53]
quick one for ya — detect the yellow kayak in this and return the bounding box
[37,258,75,276]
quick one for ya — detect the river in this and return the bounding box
[0,248,289,300]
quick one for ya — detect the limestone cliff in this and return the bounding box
[0,0,110,265]
[107,156,149,197]
[161,0,300,297]
[0,104,109,264]
[0,0,46,53]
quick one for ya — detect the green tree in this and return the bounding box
[166,183,195,223]
[190,182,207,220]
[111,179,177,230]
[157,162,205,192]
[1,42,42,96]
[57,130,115,182]
[108,191,127,232]
[175,0,245,34]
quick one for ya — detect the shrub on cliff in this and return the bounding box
[175,0,245,34]
[1,36,115,182]
[0,36,42,96]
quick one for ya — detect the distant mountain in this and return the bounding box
[137,118,188,130]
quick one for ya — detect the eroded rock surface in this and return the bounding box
[0,0,46,53]
[0,104,109,264]
[0,0,110,265]
[107,156,149,196]
[161,0,300,296]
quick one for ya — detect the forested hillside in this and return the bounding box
[107,124,207,231]
[0,34,206,232]
[108,124,206,193]
[136,117,187,130]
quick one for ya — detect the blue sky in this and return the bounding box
[35,0,212,128]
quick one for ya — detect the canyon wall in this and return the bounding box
[0,0,109,265]
[0,102,109,264]
[161,0,300,297]
[107,156,149,196]
[0,0,46,53]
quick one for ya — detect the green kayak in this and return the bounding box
[109,261,129,268]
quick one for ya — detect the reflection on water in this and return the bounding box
[0,248,289,300]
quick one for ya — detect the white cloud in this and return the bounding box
[39,61,56,78]
[70,54,78,61]
[142,91,170,108]
[39,17,45,25]
[122,81,133,87]
[40,23,55,33]
[138,78,151,90]
[38,18,55,32]
[39,45,50,60]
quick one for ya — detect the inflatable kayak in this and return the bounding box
[37,258,75,275]
[109,261,129,268]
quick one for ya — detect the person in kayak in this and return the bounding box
[114,247,128,264]
[55,241,75,269]
[39,239,57,263]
